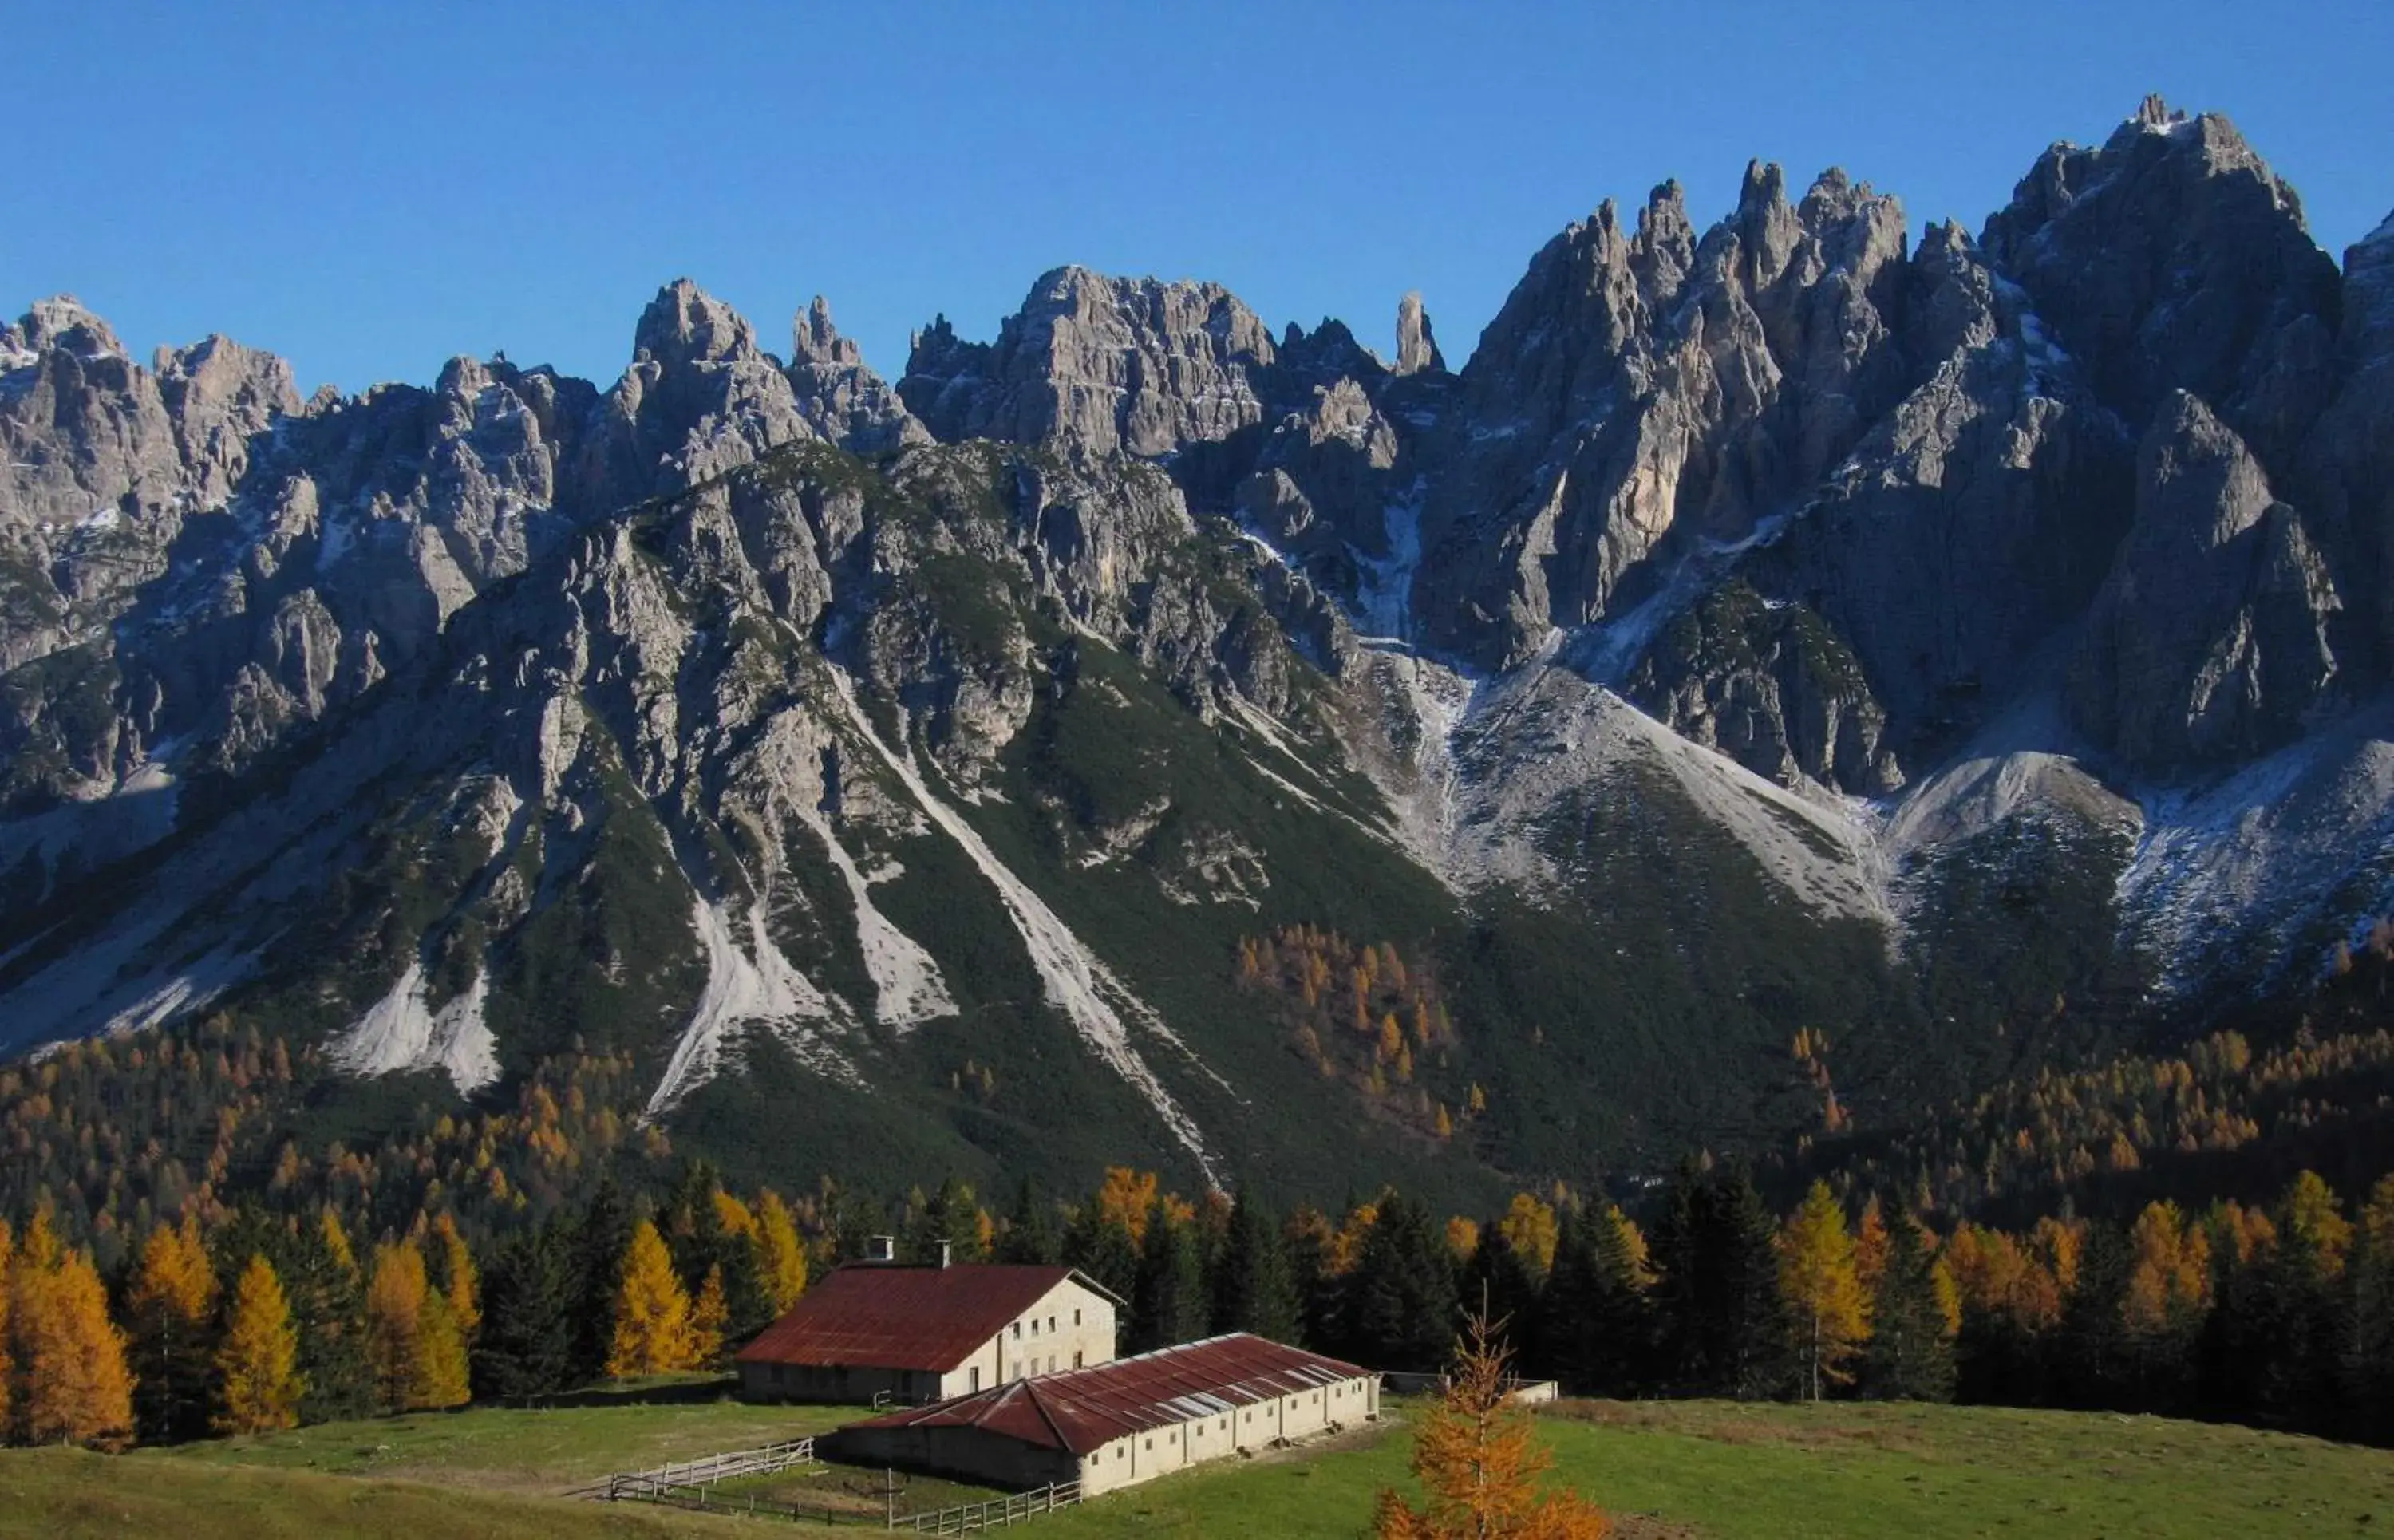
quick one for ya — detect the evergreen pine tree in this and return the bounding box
[1130,1209,1207,1352]
[568,1176,633,1386]
[1459,1224,1540,1361]
[2053,1219,2135,1410]
[997,1178,1062,1266]
[1651,1161,1782,1397]
[2345,1175,2394,1443]
[913,1177,987,1263]
[215,1254,306,1435]
[472,1223,576,1401]
[287,1210,373,1424]
[1349,1193,1458,1372]
[1210,1186,1299,1342]
[1062,1205,1140,1307]
[1861,1210,1954,1402]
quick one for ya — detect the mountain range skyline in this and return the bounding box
[11,4,2388,398]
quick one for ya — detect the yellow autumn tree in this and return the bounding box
[15,1243,137,1449]
[2124,1201,2211,1338]
[411,1288,472,1410]
[607,1220,696,1377]
[754,1191,808,1313]
[1373,1309,1608,1539]
[127,1214,218,1441]
[1498,1194,1559,1276]
[215,1254,306,1435]
[1854,1195,1890,1300]
[1776,1181,1871,1401]
[691,1264,729,1368]
[1095,1168,1161,1246]
[1446,1218,1482,1261]
[320,1209,358,1275]
[2281,1170,2354,1277]
[365,1241,429,1412]
[429,1214,480,1341]
[713,1191,757,1240]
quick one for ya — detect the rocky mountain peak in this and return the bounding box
[792,294,859,368]
[784,294,926,455]
[899,266,1279,457]
[634,278,764,369]
[1983,98,2341,474]
[13,295,126,361]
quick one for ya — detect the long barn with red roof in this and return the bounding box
[824,1333,1381,1495]
[735,1238,1124,1405]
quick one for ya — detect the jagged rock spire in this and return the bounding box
[1395,291,1444,376]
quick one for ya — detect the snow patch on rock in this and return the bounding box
[646,895,855,1116]
[330,961,500,1095]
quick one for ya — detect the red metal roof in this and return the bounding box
[839,1333,1375,1456]
[736,1263,1098,1374]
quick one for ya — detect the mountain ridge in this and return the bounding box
[2,96,2390,1201]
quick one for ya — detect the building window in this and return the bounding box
[1049,1316,1056,1331]
[1144,1439,1152,1451]
[1013,1322,1021,1338]
[970,1367,981,1392]
[1074,1309,1082,1325]
[1073,1351,1083,1368]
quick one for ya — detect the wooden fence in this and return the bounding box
[899,1481,1083,1534]
[607,1435,818,1491]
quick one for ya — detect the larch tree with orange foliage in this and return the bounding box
[13,1230,137,1450]
[411,1286,472,1410]
[690,1263,729,1368]
[365,1241,429,1412]
[1776,1181,1871,1402]
[1094,1167,1161,1246]
[1497,1194,1559,1277]
[1373,1308,1608,1539]
[754,1191,809,1313]
[430,1214,480,1341]
[215,1254,306,1435]
[127,1216,217,1442]
[607,1219,696,1377]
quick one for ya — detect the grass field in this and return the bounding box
[1037,1398,2394,1539]
[6,1395,2393,1538]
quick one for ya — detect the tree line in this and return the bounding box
[10,1127,2394,1453]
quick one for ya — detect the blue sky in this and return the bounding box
[8,2,2388,396]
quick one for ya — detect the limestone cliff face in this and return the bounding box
[900,267,1280,458]
[1411,168,1912,669]
[6,94,2394,1160]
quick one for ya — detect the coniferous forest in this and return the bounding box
[12,938,2394,1451]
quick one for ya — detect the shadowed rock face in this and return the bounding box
[1982,96,2343,479]
[2066,391,2341,768]
[5,95,2394,1155]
